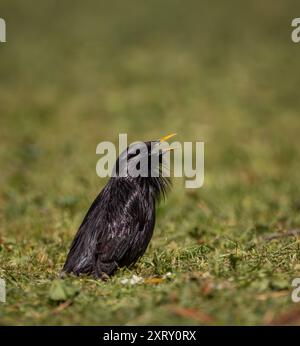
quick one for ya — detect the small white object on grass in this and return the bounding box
[120,275,144,285]
[120,272,173,285]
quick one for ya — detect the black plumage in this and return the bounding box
[62,137,174,279]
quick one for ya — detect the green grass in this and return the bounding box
[1,0,300,325]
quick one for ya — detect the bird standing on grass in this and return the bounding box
[62,134,176,279]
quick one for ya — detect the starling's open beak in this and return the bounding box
[157,133,178,155]
[159,133,177,143]
[150,133,177,157]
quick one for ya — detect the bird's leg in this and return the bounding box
[94,271,110,281]
[94,259,118,280]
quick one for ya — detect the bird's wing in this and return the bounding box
[95,191,147,269]
[63,181,153,277]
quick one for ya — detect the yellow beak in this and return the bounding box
[159,133,177,142]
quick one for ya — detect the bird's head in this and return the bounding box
[113,133,177,199]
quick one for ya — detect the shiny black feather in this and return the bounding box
[62,141,171,279]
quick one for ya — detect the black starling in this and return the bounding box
[62,134,176,279]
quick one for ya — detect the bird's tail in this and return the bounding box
[62,226,97,276]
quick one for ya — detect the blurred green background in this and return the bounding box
[1,0,300,325]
